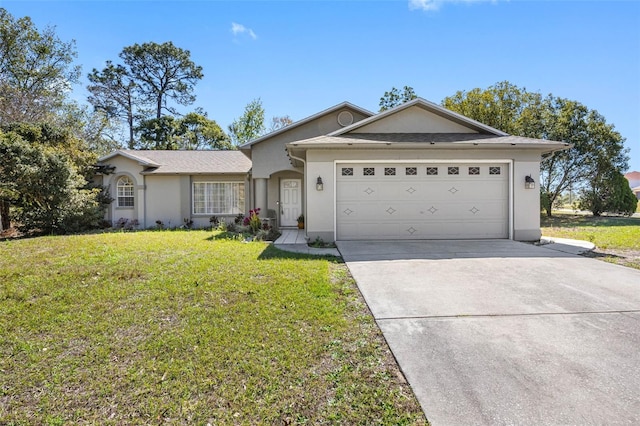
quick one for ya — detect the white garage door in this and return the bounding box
[336,163,509,240]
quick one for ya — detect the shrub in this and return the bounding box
[579,170,637,216]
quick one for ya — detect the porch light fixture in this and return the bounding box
[525,175,535,189]
[316,176,324,191]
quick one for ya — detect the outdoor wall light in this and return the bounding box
[316,176,324,191]
[525,175,536,189]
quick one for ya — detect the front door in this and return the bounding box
[280,179,302,227]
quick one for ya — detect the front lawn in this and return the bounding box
[0,231,426,425]
[541,213,640,270]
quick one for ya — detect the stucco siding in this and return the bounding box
[251,107,369,178]
[145,175,182,227]
[102,156,145,226]
[353,106,478,134]
[512,161,542,241]
[306,161,334,240]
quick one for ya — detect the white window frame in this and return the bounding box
[117,176,134,208]
[192,182,245,215]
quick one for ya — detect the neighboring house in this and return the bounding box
[96,150,251,228]
[624,171,640,200]
[98,98,568,241]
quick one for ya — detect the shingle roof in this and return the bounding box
[288,133,570,149]
[99,150,252,174]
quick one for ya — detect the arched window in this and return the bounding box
[117,176,134,207]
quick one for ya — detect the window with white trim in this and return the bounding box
[117,176,134,207]
[192,182,245,215]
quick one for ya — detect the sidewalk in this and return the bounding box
[538,236,596,255]
[273,229,341,256]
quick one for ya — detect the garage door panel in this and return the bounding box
[338,220,507,240]
[338,200,506,221]
[336,163,509,240]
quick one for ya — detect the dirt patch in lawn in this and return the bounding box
[583,248,640,270]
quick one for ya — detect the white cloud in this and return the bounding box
[231,22,257,40]
[409,0,500,12]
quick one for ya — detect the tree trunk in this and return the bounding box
[0,200,10,231]
[545,206,553,217]
[128,112,135,149]
[157,96,162,120]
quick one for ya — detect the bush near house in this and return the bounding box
[0,231,427,424]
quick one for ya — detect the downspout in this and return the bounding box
[143,174,147,229]
[287,148,307,239]
[247,169,252,212]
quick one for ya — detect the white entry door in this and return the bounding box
[280,179,302,227]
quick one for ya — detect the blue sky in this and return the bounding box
[2,0,639,171]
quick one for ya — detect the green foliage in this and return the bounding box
[0,8,80,124]
[179,112,232,150]
[379,85,417,112]
[578,170,637,216]
[442,81,540,134]
[247,208,262,233]
[135,113,231,150]
[87,61,138,147]
[121,41,203,120]
[0,124,107,234]
[228,98,266,146]
[88,41,205,148]
[442,81,629,217]
[136,115,180,149]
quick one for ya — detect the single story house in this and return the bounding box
[97,150,251,229]
[98,98,568,241]
[624,171,640,200]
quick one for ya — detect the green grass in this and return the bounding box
[0,231,427,425]
[541,213,640,270]
[541,213,640,250]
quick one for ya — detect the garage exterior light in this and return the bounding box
[525,175,535,189]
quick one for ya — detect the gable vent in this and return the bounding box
[337,110,354,127]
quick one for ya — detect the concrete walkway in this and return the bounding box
[273,229,340,256]
[539,235,596,255]
[337,239,640,425]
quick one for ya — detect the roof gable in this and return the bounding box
[329,98,508,137]
[98,150,161,167]
[239,101,373,150]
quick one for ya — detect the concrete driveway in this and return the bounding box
[336,240,640,425]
